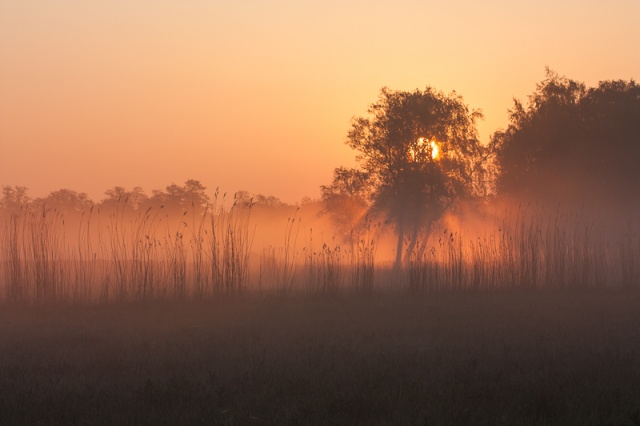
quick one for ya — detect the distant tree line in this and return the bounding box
[0,180,296,218]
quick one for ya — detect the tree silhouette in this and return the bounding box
[253,194,287,209]
[491,68,640,206]
[149,180,210,214]
[1,186,30,214]
[33,189,93,213]
[100,186,149,212]
[320,167,370,252]
[329,87,486,269]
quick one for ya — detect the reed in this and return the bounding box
[1,200,639,304]
[207,191,254,295]
[1,205,71,303]
[407,205,640,291]
[257,210,301,294]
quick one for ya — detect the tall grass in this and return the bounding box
[258,210,300,294]
[256,216,379,295]
[300,219,378,294]
[1,206,69,303]
[71,207,96,303]
[0,192,255,304]
[1,201,639,304]
[207,191,254,295]
[408,205,640,291]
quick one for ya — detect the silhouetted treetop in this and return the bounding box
[320,167,370,248]
[491,68,640,206]
[100,186,149,211]
[32,189,93,213]
[326,86,487,268]
[149,180,210,213]
[1,186,30,213]
[253,194,287,209]
[231,190,293,210]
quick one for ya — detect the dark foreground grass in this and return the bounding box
[1,289,640,425]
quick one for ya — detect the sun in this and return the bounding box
[430,140,439,160]
[415,137,440,160]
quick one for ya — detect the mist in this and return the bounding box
[2,68,640,425]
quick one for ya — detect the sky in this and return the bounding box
[1,0,638,204]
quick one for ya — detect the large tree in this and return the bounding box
[326,87,486,269]
[491,69,640,206]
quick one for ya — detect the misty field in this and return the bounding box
[2,290,640,425]
[2,199,640,303]
[2,202,640,425]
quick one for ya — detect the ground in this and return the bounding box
[1,288,640,425]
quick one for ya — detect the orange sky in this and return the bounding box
[1,0,638,204]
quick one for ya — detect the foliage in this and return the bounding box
[491,68,640,206]
[253,193,288,209]
[328,87,487,268]
[33,189,94,213]
[149,179,210,213]
[320,167,370,249]
[100,186,149,211]
[0,186,30,213]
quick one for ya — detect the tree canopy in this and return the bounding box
[149,179,210,213]
[33,189,93,213]
[324,87,487,268]
[491,69,640,206]
[101,186,149,211]
[1,186,30,213]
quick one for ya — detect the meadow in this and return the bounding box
[2,290,640,425]
[1,201,640,425]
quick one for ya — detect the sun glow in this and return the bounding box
[412,137,440,161]
[430,140,439,159]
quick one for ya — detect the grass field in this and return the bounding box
[2,289,640,425]
[2,203,640,424]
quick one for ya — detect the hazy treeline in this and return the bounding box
[0,181,334,302]
[1,70,639,303]
[0,180,299,217]
[491,70,640,207]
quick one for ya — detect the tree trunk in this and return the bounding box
[404,222,420,267]
[394,222,405,271]
[404,219,433,266]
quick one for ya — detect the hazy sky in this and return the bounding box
[1,0,638,203]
